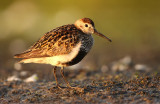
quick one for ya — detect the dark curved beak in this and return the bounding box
[94,29,112,42]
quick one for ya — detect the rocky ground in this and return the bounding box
[0,56,160,104]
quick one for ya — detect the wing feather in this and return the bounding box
[14,24,81,59]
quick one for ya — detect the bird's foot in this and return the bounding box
[55,84,63,89]
[67,85,84,93]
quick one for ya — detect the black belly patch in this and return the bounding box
[62,50,87,66]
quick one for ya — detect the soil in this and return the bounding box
[0,67,160,104]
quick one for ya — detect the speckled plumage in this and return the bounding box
[15,24,81,58]
[14,18,111,88]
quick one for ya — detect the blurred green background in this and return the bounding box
[0,0,160,71]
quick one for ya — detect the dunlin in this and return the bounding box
[14,18,112,88]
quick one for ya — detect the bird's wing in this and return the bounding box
[14,24,81,59]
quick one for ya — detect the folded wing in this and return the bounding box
[14,24,80,59]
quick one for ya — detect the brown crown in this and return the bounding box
[81,18,95,27]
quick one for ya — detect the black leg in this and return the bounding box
[60,67,71,88]
[53,66,61,89]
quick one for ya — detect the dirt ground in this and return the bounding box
[0,64,160,104]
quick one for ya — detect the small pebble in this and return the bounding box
[119,56,132,66]
[101,65,109,73]
[134,64,151,71]
[111,56,132,72]
[24,74,38,82]
[7,75,21,81]
[14,62,22,71]
[20,71,28,77]
[111,62,128,71]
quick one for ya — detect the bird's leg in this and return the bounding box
[60,67,72,88]
[60,67,84,92]
[53,66,61,89]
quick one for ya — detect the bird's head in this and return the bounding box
[75,18,112,42]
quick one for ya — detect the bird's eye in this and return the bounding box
[85,24,88,27]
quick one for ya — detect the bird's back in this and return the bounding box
[14,24,81,58]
